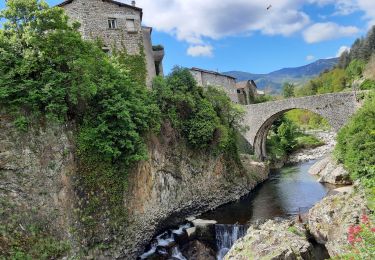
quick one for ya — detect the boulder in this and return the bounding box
[225,219,316,260]
[181,240,216,260]
[191,219,217,251]
[309,156,352,185]
[186,227,197,239]
[307,190,369,257]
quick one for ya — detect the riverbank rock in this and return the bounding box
[309,156,352,185]
[288,131,336,164]
[225,220,316,260]
[181,240,216,260]
[307,189,369,256]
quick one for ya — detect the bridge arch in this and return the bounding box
[243,92,360,160]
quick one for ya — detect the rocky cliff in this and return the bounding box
[0,113,268,259]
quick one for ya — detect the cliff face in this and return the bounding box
[0,114,268,259]
[125,122,269,258]
[0,113,79,256]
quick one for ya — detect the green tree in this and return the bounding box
[346,59,366,81]
[0,0,158,164]
[338,50,351,68]
[335,92,375,183]
[282,82,295,98]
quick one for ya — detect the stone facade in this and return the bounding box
[243,92,361,160]
[236,80,262,105]
[190,68,239,103]
[58,0,164,87]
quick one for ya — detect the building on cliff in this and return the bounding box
[189,68,264,105]
[57,0,164,87]
[236,80,264,105]
[189,67,240,103]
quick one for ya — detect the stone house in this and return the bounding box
[57,0,164,87]
[189,67,239,103]
[236,80,264,105]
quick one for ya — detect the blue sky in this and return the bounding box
[1,0,374,74]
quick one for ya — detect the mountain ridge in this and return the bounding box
[223,58,338,92]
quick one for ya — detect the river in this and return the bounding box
[139,159,334,260]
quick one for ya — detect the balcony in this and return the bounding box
[152,45,165,62]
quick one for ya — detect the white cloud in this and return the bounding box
[117,1,374,54]
[357,0,375,28]
[306,55,315,61]
[303,22,359,43]
[310,0,375,27]
[336,45,350,57]
[129,0,310,54]
[187,45,213,57]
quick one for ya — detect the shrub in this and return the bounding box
[152,45,164,51]
[335,92,375,183]
[337,214,375,259]
[152,67,245,153]
[360,79,375,90]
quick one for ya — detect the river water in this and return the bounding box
[140,159,334,259]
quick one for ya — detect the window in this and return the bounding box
[126,19,136,32]
[108,18,117,29]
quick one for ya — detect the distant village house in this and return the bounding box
[57,0,164,87]
[236,80,264,105]
[189,67,239,103]
[189,68,263,105]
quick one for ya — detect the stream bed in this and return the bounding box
[139,159,335,260]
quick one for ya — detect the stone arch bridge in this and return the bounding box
[243,92,361,160]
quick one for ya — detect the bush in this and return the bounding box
[337,214,375,260]
[360,79,375,90]
[152,45,164,51]
[0,0,159,165]
[152,67,245,153]
[335,92,375,183]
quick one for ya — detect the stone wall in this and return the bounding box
[61,0,162,87]
[190,69,239,103]
[142,27,157,87]
[243,92,360,159]
[62,0,143,54]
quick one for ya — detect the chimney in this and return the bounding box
[131,1,136,6]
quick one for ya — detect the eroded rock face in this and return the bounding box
[225,220,316,260]
[126,122,269,258]
[309,156,352,185]
[181,240,216,260]
[307,189,369,257]
[0,112,78,256]
[1,114,269,259]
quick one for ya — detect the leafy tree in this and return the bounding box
[346,59,366,81]
[282,82,295,98]
[335,92,375,183]
[152,67,245,152]
[0,0,158,164]
[338,50,351,68]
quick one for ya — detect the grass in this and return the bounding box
[295,134,325,150]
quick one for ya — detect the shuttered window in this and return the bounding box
[126,19,136,32]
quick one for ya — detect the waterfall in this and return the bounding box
[215,224,247,260]
[171,246,187,260]
[139,223,191,259]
